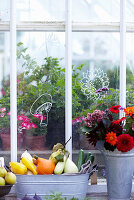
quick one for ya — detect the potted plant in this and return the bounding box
[16,43,92,149]
[73,105,134,200]
[0,107,38,150]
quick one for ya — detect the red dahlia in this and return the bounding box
[112,117,126,125]
[117,134,134,152]
[109,105,121,114]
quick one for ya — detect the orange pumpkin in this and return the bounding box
[36,157,55,174]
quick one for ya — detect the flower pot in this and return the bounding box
[25,135,47,150]
[0,133,22,150]
[102,149,134,200]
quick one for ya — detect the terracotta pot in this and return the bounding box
[0,133,22,150]
[25,135,47,150]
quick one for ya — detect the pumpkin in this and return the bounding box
[36,157,55,174]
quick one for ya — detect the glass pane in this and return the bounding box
[126,33,134,106]
[72,0,120,22]
[72,32,120,150]
[0,0,10,21]
[0,32,10,152]
[17,32,65,151]
[16,0,65,22]
[126,0,134,22]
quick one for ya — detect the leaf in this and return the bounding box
[82,126,90,133]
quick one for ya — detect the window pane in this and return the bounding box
[17,32,65,151]
[126,0,134,22]
[126,33,134,106]
[72,32,120,150]
[0,32,10,152]
[16,0,65,22]
[0,0,10,21]
[72,0,120,22]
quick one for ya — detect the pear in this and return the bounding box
[0,167,7,178]
[5,172,16,185]
[0,177,5,185]
[64,158,78,173]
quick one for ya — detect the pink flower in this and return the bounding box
[0,107,6,112]
[31,122,37,128]
[34,114,46,121]
[21,121,32,130]
[7,112,10,116]
[22,116,31,122]
[17,80,20,83]
[72,116,84,125]
[17,115,24,121]
[0,113,5,118]
[1,89,5,96]
[17,115,30,122]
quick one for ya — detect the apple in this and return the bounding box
[0,167,7,178]
[5,172,16,185]
[0,177,5,185]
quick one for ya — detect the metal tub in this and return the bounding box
[16,174,89,199]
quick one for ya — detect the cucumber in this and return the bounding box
[84,152,94,164]
[77,149,84,172]
[88,155,94,164]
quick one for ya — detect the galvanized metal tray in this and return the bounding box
[16,173,89,199]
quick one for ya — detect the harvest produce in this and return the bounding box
[54,160,66,175]
[51,143,79,174]
[21,150,33,162]
[64,157,78,173]
[33,193,42,200]
[5,172,16,185]
[9,162,27,175]
[0,177,5,186]
[77,149,84,172]
[0,167,7,178]
[8,144,90,176]
[0,162,16,186]
[21,157,37,175]
[33,156,55,175]
[76,149,95,172]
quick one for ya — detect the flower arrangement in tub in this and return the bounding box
[73,104,134,153]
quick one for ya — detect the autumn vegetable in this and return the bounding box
[9,162,27,175]
[77,149,85,172]
[21,157,37,175]
[33,155,55,175]
[49,149,63,164]
[21,150,33,162]
[64,156,78,173]
[54,155,68,175]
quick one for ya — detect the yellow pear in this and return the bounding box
[0,177,5,185]
[0,167,7,178]
[5,172,16,185]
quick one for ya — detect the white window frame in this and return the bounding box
[7,0,127,163]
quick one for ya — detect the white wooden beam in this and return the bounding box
[1,21,134,32]
[120,0,126,118]
[10,0,17,162]
[65,0,72,159]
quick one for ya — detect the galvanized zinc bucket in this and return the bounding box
[16,173,89,199]
[103,149,134,200]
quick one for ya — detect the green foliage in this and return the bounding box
[1,42,134,137]
[43,191,90,200]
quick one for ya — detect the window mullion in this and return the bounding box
[10,0,17,162]
[65,0,72,159]
[120,0,126,118]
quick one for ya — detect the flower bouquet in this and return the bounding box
[73,105,134,200]
[79,105,134,153]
